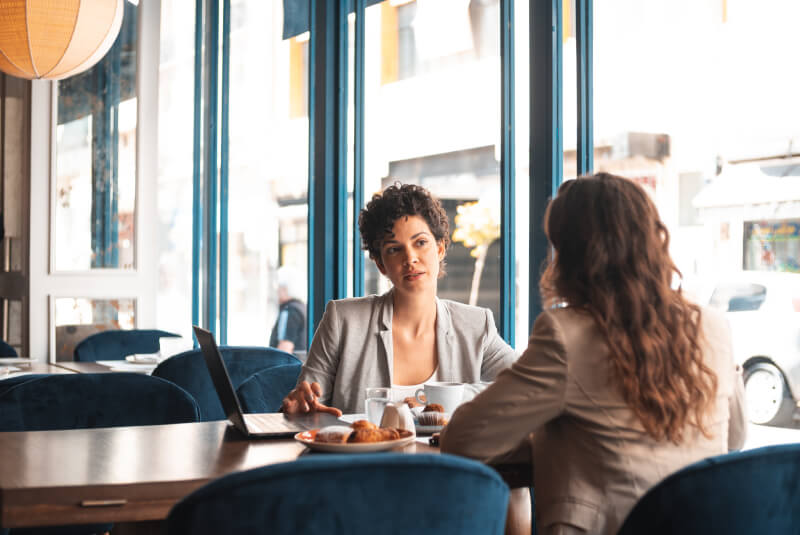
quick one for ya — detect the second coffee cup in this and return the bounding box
[414,382,465,413]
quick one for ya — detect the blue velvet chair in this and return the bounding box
[0,374,44,397]
[152,346,300,421]
[0,340,17,357]
[236,362,302,413]
[167,453,510,535]
[617,444,800,535]
[0,373,199,535]
[0,372,200,431]
[73,329,180,362]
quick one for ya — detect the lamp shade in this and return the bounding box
[0,0,124,80]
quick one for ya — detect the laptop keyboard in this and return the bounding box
[245,413,305,434]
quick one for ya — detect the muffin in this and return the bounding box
[423,403,445,413]
[417,411,448,427]
[315,425,353,443]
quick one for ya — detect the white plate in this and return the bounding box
[295,429,416,453]
[125,354,160,364]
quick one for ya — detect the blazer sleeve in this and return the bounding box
[297,300,341,405]
[441,310,568,462]
[480,308,517,379]
[727,364,747,451]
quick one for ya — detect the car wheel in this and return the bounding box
[743,362,795,426]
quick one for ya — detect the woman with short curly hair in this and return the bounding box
[282,183,515,415]
[442,173,746,535]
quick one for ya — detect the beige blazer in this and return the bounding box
[441,306,746,535]
[298,292,517,414]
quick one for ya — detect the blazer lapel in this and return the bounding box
[435,297,456,381]
[377,291,394,384]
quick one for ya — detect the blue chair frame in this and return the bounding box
[152,346,300,421]
[167,453,510,535]
[73,329,180,362]
[618,444,800,535]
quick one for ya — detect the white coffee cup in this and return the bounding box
[414,382,465,413]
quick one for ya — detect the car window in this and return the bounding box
[709,283,767,312]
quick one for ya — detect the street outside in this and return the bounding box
[743,421,800,450]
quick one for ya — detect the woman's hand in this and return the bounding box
[281,381,342,417]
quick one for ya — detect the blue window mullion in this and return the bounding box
[219,0,231,344]
[309,0,348,333]
[306,0,317,349]
[336,0,348,299]
[204,0,220,336]
[500,0,515,346]
[529,0,563,323]
[576,0,593,176]
[352,0,366,298]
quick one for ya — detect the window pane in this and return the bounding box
[157,0,195,341]
[361,0,503,326]
[595,0,800,442]
[514,0,531,348]
[53,298,135,361]
[227,1,309,350]
[54,2,138,271]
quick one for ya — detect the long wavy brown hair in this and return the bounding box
[540,173,717,444]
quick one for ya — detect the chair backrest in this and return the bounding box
[235,363,302,413]
[73,329,181,362]
[0,339,17,357]
[0,373,200,431]
[167,453,509,535]
[617,444,800,535]
[152,346,300,421]
[0,373,44,397]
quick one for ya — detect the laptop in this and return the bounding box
[193,325,341,437]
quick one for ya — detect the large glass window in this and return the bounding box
[157,0,195,341]
[596,0,800,440]
[226,1,309,348]
[359,0,504,326]
[53,297,136,361]
[54,2,138,271]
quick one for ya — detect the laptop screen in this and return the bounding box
[192,326,249,433]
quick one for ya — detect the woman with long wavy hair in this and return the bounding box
[441,173,746,535]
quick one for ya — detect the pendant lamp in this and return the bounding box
[0,0,124,80]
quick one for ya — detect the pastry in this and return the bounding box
[348,428,387,443]
[351,419,377,430]
[314,425,353,443]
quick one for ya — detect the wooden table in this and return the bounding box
[51,361,122,374]
[0,421,443,530]
[1,362,75,377]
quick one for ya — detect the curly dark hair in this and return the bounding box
[358,183,451,274]
[540,173,717,444]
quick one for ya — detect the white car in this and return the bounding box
[707,271,800,427]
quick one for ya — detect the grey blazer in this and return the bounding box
[297,292,517,414]
[441,306,746,535]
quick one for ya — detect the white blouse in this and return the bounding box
[390,367,439,403]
